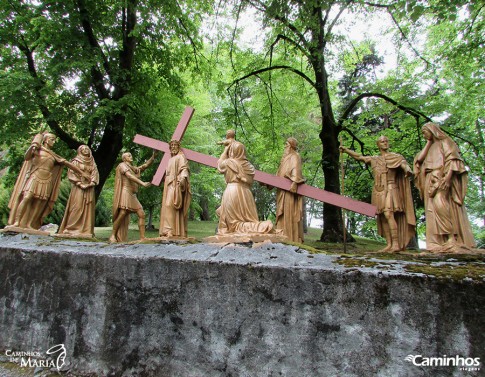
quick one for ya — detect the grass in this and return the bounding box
[93,220,386,247]
[93,220,220,242]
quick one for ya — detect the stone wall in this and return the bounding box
[0,233,484,376]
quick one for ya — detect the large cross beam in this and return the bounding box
[150,106,195,185]
[133,107,376,217]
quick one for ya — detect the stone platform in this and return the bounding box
[0,233,483,376]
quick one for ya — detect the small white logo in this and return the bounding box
[405,354,481,372]
[5,344,67,371]
[404,355,418,363]
[46,344,66,371]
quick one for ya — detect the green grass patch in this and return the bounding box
[404,263,485,281]
[93,220,220,242]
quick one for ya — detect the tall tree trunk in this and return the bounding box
[319,109,345,242]
[311,44,345,241]
[199,195,210,221]
[93,114,124,199]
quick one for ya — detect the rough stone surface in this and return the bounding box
[0,233,484,376]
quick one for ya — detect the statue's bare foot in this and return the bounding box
[108,235,117,243]
[389,244,401,252]
[378,244,392,253]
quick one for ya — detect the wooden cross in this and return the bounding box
[134,106,376,217]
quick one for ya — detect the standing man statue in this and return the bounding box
[109,151,156,243]
[159,140,191,238]
[6,132,81,233]
[340,136,416,252]
[275,137,306,243]
[414,122,475,251]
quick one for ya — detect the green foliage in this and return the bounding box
[45,180,71,225]
[0,0,483,242]
[95,194,111,227]
[0,182,11,227]
[0,0,213,194]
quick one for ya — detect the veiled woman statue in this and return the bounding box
[58,145,99,238]
[414,122,475,251]
[216,131,273,235]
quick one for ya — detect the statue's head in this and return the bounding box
[169,140,181,155]
[226,129,235,139]
[42,133,56,146]
[122,152,133,162]
[229,141,246,160]
[422,122,447,140]
[78,145,91,157]
[286,137,298,150]
[376,135,389,149]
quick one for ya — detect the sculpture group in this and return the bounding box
[3,119,477,253]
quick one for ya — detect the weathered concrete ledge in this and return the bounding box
[0,233,484,376]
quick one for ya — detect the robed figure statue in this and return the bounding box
[159,140,191,238]
[58,145,99,238]
[414,122,475,252]
[275,137,305,243]
[216,130,273,235]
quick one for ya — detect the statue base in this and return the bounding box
[142,236,196,244]
[203,233,288,244]
[425,239,480,254]
[1,226,50,236]
[54,233,95,240]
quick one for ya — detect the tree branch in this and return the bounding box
[338,91,433,128]
[247,0,308,49]
[76,0,112,99]
[229,65,316,90]
[326,3,348,42]
[17,44,81,149]
[361,1,397,8]
[388,9,433,68]
[268,34,312,63]
[177,16,201,70]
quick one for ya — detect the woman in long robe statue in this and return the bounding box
[58,145,99,238]
[216,130,273,235]
[414,122,475,252]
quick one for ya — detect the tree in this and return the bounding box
[0,0,209,198]
[223,0,432,241]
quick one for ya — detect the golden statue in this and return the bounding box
[159,140,191,238]
[341,136,416,252]
[58,145,99,238]
[414,122,475,252]
[6,133,85,234]
[275,137,305,243]
[109,151,155,243]
[216,131,273,235]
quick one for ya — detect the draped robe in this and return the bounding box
[216,141,273,235]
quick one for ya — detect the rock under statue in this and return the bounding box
[414,122,475,252]
[216,131,273,235]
